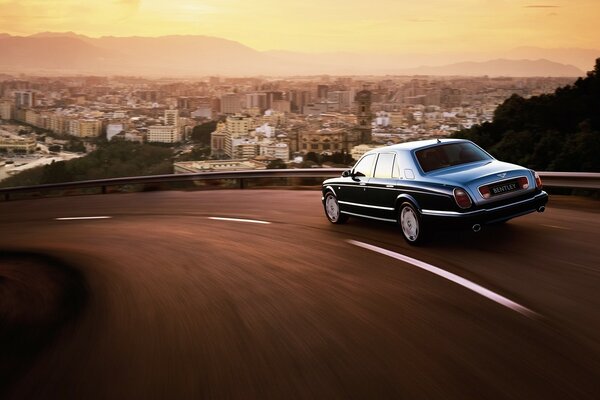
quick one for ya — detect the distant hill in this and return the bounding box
[0,32,594,77]
[452,59,600,172]
[400,59,584,77]
[505,47,599,72]
[0,33,273,76]
[0,36,118,72]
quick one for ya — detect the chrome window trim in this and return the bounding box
[373,153,397,179]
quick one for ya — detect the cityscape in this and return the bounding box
[1,1,599,399]
[0,73,576,181]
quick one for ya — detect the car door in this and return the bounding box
[338,153,376,214]
[366,152,400,220]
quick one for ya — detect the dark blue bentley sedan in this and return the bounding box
[322,139,549,244]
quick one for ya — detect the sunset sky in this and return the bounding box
[0,0,599,53]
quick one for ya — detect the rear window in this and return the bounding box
[415,142,491,173]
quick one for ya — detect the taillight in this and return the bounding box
[534,172,543,189]
[453,188,472,209]
[518,176,529,190]
[479,186,491,199]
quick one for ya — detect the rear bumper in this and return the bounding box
[421,191,549,229]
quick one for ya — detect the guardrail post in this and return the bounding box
[101,185,107,194]
[4,193,8,201]
[240,178,245,189]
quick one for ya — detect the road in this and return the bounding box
[1,190,599,399]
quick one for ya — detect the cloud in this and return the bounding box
[407,18,435,23]
[115,0,140,6]
[524,4,559,8]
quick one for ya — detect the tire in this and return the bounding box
[324,192,348,224]
[399,202,427,245]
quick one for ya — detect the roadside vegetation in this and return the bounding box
[0,142,172,187]
[452,59,600,172]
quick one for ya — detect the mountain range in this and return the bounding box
[0,32,595,77]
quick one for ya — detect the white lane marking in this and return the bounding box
[542,224,570,230]
[208,217,271,225]
[348,240,538,318]
[55,216,112,221]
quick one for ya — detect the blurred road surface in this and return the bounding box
[0,190,599,399]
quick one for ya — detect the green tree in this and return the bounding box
[452,57,600,172]
[191,121,218,145]
[266,158,287,169]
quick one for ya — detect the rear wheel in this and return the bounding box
[324,192,348,224]
[399,202,427,245]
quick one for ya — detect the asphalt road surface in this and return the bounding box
[1,190,599,399]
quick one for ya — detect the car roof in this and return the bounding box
[368,138,471,154]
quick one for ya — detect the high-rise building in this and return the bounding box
[265,91,283,110]
[226,114,252,139]
[289,90,310,113]
[210,124,227,158]
[220,93,244,114]
[355,90,373,144]
[245,93,268,112]
[164,109,179,127]
[14,91,35,109]
[0,100,13,120]
[271,100,291,113]
[317,85,329,100]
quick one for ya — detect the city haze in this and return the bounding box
[1,0,600,53]
[0,1,599,76]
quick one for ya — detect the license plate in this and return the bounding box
[490,180,518,196]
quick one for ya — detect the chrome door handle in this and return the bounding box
[386,185,394,188]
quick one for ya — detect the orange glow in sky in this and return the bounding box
[0,0,599,52]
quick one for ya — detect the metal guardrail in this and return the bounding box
[0,168,346,201]
[537,172,600,190]
[0,169,598,201]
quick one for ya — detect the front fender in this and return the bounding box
[322,185,337,201]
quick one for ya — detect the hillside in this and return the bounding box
[400,59,583,77]
[452,59,600,172]
[0,32,591,77]
[0,142,173,188]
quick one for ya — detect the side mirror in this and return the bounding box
[342,170,352,178]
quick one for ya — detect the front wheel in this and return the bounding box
[399,203,427,245]
[324,192,348,224]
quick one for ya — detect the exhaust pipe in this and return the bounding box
[537,206,545,213]
[472,224,481,233]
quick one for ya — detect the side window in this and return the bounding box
[373,153,396,179]
[353,154,376,177]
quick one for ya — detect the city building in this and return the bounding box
[0,100,13,120]
[164,109,179,127]
[174,159,266,173]
[14,91,35,109]
[355,89,373,144]
[351,144,381,160]
[259,142,290,161]
[0,134,36,153]
[107,123,125,141]
[220,93,244,114]
[148,125,179,143]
